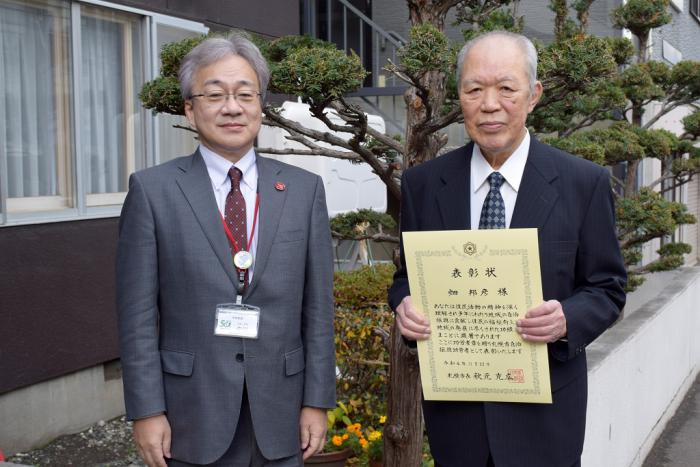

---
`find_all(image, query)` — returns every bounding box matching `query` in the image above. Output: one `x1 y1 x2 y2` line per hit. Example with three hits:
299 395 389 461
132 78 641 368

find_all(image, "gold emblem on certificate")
403 228 552 404
233 250 254 270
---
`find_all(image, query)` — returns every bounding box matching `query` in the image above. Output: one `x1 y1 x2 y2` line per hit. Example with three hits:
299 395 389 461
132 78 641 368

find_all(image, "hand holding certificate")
403 228 552 403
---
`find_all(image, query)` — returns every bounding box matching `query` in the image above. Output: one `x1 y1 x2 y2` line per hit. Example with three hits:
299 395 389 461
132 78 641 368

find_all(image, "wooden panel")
0 219 120 394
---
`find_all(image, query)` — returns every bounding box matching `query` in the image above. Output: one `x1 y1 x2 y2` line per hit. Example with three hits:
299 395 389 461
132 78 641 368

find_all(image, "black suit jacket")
388 138 626 467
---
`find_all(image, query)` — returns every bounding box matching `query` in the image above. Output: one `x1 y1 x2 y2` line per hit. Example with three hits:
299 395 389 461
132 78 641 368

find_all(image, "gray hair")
456 31 538 94
178 32 270 100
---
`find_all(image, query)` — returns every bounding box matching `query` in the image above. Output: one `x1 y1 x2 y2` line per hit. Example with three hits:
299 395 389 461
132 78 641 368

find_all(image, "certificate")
403 228 551 403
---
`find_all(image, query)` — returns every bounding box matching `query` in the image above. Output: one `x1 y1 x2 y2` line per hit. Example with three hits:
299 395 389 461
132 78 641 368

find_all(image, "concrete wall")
583 267 700 467
0 362 125 456
652 0 700 62
109 0 300 37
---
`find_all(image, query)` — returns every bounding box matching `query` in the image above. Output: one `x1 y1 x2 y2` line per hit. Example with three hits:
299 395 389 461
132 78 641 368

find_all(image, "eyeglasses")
189 90 262 106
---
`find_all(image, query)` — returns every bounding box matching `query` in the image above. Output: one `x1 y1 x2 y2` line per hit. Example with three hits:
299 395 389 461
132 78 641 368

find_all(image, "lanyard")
220 193 260 297
219 193 260 255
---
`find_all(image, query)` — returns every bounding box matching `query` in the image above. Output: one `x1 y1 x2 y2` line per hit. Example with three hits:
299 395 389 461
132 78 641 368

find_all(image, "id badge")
214 303 260 339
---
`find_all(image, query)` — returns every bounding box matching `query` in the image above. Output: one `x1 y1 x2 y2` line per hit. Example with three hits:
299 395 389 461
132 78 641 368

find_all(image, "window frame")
691 0 700 23
0 0 74 217
77 4 145 208
150 16 208 166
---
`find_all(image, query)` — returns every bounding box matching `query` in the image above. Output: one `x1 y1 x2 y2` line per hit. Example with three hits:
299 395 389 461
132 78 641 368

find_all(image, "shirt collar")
199 145 257 191
471 129 530 193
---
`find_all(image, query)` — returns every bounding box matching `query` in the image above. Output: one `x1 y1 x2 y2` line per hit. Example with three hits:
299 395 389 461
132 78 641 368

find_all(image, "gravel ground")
7 416 145 467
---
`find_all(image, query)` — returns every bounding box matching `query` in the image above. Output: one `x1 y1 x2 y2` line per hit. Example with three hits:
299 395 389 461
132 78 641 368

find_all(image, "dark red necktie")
225 167 248 284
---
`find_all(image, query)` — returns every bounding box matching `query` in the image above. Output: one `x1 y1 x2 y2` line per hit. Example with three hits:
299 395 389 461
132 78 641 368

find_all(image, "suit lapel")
175 150 238 285
510 138 559 229
244 154 287 298
436 144 472 230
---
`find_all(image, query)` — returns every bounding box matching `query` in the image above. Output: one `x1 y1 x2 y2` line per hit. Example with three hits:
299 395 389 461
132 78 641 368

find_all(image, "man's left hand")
300 407 327 460
517 300 567 343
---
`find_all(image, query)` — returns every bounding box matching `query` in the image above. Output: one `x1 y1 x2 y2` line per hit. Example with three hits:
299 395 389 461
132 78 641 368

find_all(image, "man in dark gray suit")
117 33 335 467
389 31 626 467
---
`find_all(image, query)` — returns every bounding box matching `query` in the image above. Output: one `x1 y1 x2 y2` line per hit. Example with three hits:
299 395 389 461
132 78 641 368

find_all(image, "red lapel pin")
275 182 286 191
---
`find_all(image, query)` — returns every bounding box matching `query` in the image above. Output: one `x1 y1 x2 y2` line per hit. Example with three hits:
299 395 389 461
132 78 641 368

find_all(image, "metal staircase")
301 0 408 136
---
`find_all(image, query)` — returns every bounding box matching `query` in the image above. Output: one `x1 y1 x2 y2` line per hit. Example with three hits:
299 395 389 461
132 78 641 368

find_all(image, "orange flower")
332 435 343 446
360 438 369 449
347 423 362 434
342 434 349 440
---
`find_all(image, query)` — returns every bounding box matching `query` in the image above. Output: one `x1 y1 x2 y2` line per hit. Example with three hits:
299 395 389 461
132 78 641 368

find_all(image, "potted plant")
305 407 367 466
366 426 384 467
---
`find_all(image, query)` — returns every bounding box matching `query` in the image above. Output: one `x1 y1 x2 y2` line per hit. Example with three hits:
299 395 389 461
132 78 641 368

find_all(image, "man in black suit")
388 31 626 467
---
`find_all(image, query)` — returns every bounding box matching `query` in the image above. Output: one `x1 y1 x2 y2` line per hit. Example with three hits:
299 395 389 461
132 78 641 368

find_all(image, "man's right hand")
133 414 172 467
395 295 431 341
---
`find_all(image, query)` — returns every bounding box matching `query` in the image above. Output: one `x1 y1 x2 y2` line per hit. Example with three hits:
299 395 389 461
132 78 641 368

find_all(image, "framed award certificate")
403 228 552 403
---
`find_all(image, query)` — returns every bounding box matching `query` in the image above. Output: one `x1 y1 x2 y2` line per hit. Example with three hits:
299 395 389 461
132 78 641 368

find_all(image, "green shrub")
333 264 394 425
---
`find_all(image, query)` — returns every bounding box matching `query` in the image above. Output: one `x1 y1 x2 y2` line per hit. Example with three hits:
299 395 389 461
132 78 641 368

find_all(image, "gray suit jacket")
116 150 336 464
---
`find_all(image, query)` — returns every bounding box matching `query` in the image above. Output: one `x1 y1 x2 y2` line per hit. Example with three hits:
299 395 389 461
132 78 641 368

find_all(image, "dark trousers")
427 400 582 467
167 386 302 467
436 455 580 467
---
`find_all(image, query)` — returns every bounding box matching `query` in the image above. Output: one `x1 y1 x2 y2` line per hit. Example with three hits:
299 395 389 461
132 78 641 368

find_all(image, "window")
0 0 207 225
77 7 145 206
154 24 201 164
0 0 72 214
80 6 145 206
691 0 700 22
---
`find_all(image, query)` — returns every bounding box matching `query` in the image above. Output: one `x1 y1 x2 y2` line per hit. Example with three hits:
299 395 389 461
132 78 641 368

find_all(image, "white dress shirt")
200 145 259 281
470 130 530 229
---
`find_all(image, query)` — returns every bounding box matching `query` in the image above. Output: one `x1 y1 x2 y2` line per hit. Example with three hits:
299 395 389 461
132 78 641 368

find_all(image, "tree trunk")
624 32 649 197
625 108 643 197
404 86 449 167
383 321 423 467
383 3 453 466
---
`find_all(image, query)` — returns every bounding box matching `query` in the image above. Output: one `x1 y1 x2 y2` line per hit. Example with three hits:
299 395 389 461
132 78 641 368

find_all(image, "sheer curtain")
81 14 125 194
80 8 143 195
0 2 64 198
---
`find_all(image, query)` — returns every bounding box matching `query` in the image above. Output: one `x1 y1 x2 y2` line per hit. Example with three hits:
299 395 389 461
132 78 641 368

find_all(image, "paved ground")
642 372 700 467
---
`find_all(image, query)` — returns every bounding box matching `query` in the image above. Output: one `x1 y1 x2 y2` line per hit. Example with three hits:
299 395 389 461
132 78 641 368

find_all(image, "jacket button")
236 353 244 362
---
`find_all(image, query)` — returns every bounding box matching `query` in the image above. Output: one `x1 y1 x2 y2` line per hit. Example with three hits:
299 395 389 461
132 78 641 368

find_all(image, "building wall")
109 0 299 36
372 0 621 46
648 0 700 267
684 172 699 264
520 0 620 41
652 0 700 62
0 362 125 455
0 219 119 394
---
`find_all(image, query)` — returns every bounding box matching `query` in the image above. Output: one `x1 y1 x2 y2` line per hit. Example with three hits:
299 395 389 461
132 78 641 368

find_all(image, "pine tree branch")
256 145 360 161
331 230 400 243
424 106 464 133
